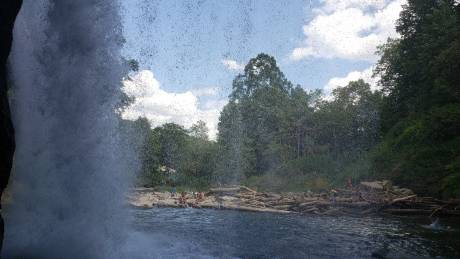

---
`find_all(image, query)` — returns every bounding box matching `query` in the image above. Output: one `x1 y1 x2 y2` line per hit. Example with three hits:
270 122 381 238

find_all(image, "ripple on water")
130 208 460 258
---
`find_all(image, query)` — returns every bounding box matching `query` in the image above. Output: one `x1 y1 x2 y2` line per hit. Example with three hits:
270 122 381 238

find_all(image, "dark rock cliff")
0 0 23 251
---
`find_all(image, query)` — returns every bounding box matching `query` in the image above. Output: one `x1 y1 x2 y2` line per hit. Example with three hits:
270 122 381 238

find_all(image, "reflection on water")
129 208 460 258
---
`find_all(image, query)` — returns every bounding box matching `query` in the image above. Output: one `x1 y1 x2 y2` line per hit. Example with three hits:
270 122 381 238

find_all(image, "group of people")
172 189 205 207
330 177 357 203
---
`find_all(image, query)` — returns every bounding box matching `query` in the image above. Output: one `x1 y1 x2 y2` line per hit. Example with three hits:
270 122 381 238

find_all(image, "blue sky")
120 0 404 138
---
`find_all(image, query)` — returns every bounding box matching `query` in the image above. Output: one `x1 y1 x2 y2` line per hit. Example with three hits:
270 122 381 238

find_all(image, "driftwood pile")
207 185 370 215
205 182 460 216
354 181 460 216
129 181 460 216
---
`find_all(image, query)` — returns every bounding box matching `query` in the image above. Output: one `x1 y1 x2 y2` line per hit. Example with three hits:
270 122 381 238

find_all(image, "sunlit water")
130 208 460 258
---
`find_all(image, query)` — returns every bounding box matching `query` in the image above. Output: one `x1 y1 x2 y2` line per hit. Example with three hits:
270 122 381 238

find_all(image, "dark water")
130 208 460 258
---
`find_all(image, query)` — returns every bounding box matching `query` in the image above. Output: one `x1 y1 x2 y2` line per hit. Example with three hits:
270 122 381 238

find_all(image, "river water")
128 208 460 258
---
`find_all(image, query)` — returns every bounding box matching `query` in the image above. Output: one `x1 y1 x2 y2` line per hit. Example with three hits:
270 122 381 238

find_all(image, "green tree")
220 53 294 178
316 80 382 154
189 120 209 140
179 134 217 189
373 0 460 197
230 53 292 101
155 123 188 170
217 54 384 190
121 117 161 186
215 101 255 184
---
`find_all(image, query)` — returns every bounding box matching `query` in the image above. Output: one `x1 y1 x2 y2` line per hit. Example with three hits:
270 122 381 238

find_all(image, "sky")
120 0 405 139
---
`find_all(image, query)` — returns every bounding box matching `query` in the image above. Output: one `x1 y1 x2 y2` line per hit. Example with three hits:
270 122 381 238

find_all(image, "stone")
0 0 23 251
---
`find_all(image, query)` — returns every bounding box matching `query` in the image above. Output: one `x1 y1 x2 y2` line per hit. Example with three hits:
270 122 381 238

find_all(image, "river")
127 208 460 258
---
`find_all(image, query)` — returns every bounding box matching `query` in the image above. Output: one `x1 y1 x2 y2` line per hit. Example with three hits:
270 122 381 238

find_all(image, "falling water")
2 1 135 258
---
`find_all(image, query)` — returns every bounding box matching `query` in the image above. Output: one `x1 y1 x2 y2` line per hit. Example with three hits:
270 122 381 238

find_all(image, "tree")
230 53 292 101
217 54 384 189
376 0 460 130
373 0 460 197
120 117 160 186
155 123 188 170
189 120 209 140
219 54 295 178
132 121 218 189
316 80 382 154
285 87 320 158
215 101 254 184
180 133 217 189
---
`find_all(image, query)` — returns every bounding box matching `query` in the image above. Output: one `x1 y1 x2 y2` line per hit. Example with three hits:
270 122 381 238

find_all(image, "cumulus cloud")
221 58 245 71
324 66 380 95
190 86 219 97
291 0 405 61
122 70 226 139
320 0 389 12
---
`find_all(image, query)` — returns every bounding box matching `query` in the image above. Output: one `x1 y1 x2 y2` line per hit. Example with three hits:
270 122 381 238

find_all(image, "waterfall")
3 1 134 258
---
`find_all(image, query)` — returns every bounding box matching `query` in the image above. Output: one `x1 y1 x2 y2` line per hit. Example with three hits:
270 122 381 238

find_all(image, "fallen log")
240 186 257 193
235 194 256 199
259 197 282 202
302 207 319 213
390 195 417 204
241 200 266 207
361 181 385 190
298 201 319 208
267 200 297 206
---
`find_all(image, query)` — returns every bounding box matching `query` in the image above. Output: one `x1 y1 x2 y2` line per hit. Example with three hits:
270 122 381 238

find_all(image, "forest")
125 0 460 198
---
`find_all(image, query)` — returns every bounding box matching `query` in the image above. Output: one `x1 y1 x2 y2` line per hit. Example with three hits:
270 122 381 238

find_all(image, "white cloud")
319 0 389 12
291 47 316 61
324 66 380 95
221 58 245 71
291 0 405 61
190 86 219 97
122 70 227 140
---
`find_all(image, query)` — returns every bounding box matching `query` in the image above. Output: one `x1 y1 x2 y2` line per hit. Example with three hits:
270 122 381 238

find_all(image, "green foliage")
373 0 460 198
189 120 209 140
230 53 292 101
215 54 381 191
178 135 217 187
124 119 217 189
372 104 460 197
315 80 383 154
243 173 332 193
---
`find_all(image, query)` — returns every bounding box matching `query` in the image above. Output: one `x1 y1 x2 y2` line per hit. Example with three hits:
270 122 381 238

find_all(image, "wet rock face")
0 0 23 250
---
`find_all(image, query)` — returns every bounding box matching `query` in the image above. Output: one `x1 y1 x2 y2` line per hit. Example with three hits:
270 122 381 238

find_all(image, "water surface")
130 208 460 258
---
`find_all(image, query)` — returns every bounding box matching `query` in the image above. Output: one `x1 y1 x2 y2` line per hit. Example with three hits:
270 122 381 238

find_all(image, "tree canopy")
373 0 460 197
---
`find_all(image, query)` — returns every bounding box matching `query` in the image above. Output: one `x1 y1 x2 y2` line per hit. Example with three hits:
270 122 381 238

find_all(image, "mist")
3 1 133 258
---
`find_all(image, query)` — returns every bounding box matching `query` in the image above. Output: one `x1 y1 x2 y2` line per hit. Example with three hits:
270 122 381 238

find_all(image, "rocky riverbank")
129 182 460 217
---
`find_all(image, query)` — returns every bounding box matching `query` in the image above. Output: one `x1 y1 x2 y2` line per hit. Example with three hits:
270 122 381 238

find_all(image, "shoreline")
129 184 460 217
